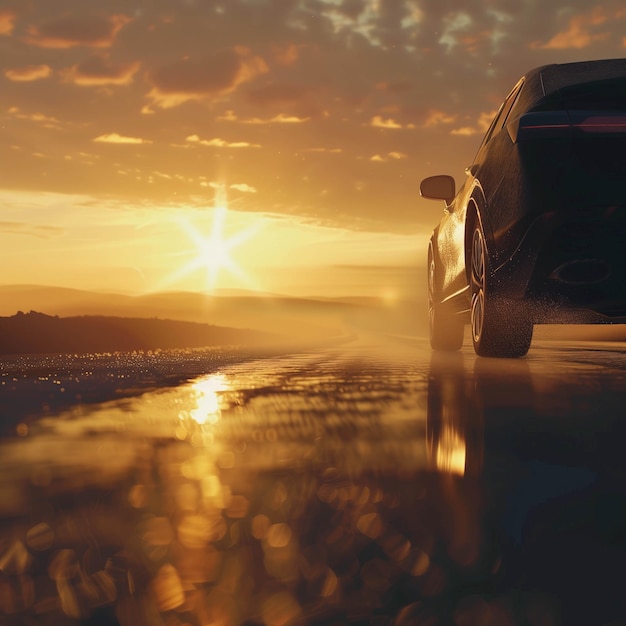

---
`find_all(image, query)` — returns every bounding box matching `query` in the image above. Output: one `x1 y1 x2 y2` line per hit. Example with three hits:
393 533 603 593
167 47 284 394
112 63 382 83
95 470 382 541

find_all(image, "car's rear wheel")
470 225 532 358
428 246 464 351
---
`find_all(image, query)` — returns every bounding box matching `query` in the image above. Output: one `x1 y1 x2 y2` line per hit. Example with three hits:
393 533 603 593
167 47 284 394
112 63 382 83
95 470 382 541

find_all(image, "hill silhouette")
0 311 279 355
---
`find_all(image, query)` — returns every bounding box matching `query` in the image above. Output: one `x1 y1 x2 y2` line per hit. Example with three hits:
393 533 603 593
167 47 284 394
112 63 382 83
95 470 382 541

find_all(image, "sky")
2 0 626 298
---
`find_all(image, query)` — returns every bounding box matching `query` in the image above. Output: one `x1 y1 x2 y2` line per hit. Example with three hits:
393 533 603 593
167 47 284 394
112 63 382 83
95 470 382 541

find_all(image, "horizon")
0 282 429 342
0 280 424 302
3 3 626 301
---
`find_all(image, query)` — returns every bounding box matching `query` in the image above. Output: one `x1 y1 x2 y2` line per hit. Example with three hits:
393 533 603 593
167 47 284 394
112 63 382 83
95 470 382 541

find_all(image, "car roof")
536 58 626 96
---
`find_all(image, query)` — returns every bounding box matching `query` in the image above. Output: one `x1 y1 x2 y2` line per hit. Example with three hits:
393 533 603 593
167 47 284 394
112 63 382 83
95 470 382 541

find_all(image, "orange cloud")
458 31 491 54
24 13 131 48
8 108 61 128
534 6 610 49
272 43 300 66
62 55 140 86
371 115 404 129
185 135 261 149
370 152 408 162
451 110 495 136
243 113 310 124
93 133 152 144
218 110 309 124
450 126 478 136
0 9 16 35
229 183 257 193
477 111 495 132
4 64 52 82
423 109 457 127
218 110 238 121
147 47 268 109
305 147 343 153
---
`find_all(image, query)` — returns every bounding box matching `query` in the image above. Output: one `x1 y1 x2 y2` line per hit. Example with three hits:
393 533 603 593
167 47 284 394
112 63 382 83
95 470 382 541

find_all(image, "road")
1 334 626 625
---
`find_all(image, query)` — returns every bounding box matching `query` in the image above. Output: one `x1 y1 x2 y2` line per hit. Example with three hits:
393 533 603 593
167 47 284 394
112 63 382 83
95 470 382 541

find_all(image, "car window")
475 82 521 152
480 103 504 147
490 79 525 139
469 79 525 168
494 80 524 133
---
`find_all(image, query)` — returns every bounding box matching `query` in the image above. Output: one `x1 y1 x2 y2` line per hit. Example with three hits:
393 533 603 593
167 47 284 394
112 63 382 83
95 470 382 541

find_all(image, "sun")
163 188 259 293
182 205 241 289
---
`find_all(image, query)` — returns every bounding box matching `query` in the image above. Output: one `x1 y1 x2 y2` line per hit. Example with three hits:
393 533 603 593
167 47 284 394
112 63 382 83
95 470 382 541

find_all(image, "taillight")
508 110 626 143
569 112 626 133
507 111 571 142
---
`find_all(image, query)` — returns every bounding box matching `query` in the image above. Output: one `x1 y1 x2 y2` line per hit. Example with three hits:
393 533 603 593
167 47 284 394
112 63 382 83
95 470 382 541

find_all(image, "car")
420 58 626 358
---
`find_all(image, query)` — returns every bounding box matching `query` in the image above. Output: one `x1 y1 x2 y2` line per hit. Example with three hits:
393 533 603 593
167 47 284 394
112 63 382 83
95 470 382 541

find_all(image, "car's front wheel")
428 245 464 351
470 225 532 358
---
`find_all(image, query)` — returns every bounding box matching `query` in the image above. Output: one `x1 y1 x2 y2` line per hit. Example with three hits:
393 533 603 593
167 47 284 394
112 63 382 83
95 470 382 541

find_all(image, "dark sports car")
421 58 626 357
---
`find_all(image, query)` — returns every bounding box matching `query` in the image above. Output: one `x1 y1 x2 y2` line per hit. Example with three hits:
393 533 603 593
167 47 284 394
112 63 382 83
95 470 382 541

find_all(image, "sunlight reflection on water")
187 374 229 425
0 348 436 625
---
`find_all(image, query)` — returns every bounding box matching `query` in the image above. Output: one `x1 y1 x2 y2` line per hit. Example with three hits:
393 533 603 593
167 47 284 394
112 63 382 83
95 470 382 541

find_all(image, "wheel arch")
428 228 444 297
464 197 480 287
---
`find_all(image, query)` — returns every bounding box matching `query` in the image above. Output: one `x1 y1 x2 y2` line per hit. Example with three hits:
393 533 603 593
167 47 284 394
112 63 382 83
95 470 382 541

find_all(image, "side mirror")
420 175 456 205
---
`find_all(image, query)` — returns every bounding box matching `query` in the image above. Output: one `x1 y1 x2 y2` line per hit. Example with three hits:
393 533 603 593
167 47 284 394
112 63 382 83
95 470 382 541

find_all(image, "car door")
435 81 524 299
472 80 526 264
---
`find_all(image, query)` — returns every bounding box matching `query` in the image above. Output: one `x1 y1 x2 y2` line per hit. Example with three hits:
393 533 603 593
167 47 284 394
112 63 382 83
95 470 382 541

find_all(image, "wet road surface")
1 334 626 625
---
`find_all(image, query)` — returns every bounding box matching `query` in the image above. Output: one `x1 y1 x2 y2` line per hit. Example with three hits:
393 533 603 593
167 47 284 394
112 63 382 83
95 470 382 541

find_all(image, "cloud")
271 43 300 66
24 13 131 48
4 64 52 82
93 133 152 144
218 110 238 121
7 0 626 237
185 134 260 149
0 221 64 238
370 152 408 162
450 110 495 136
229 183 257 193
218 110 309 124
152 171 172 180
533 6 613 49
146 47 268 109
0 9 17 35
61 55 140 86
478 111 497 131
423 109 457 127
305 147 343 154
8 107 62 128
450 126 479 137
243 113 310 124
370 115 414 129
0 9 16 35
439 11 474 51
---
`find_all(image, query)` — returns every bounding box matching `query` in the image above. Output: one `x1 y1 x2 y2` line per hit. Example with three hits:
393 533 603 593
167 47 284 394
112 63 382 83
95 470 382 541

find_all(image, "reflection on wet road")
1 336 626 625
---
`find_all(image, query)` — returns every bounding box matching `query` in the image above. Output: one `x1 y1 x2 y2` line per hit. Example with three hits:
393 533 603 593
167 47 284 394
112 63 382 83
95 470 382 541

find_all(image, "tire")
428 245 464 351
470 225 532 358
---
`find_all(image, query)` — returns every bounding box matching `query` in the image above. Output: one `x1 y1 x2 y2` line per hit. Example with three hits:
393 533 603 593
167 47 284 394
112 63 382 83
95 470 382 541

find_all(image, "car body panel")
423 58 626 349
